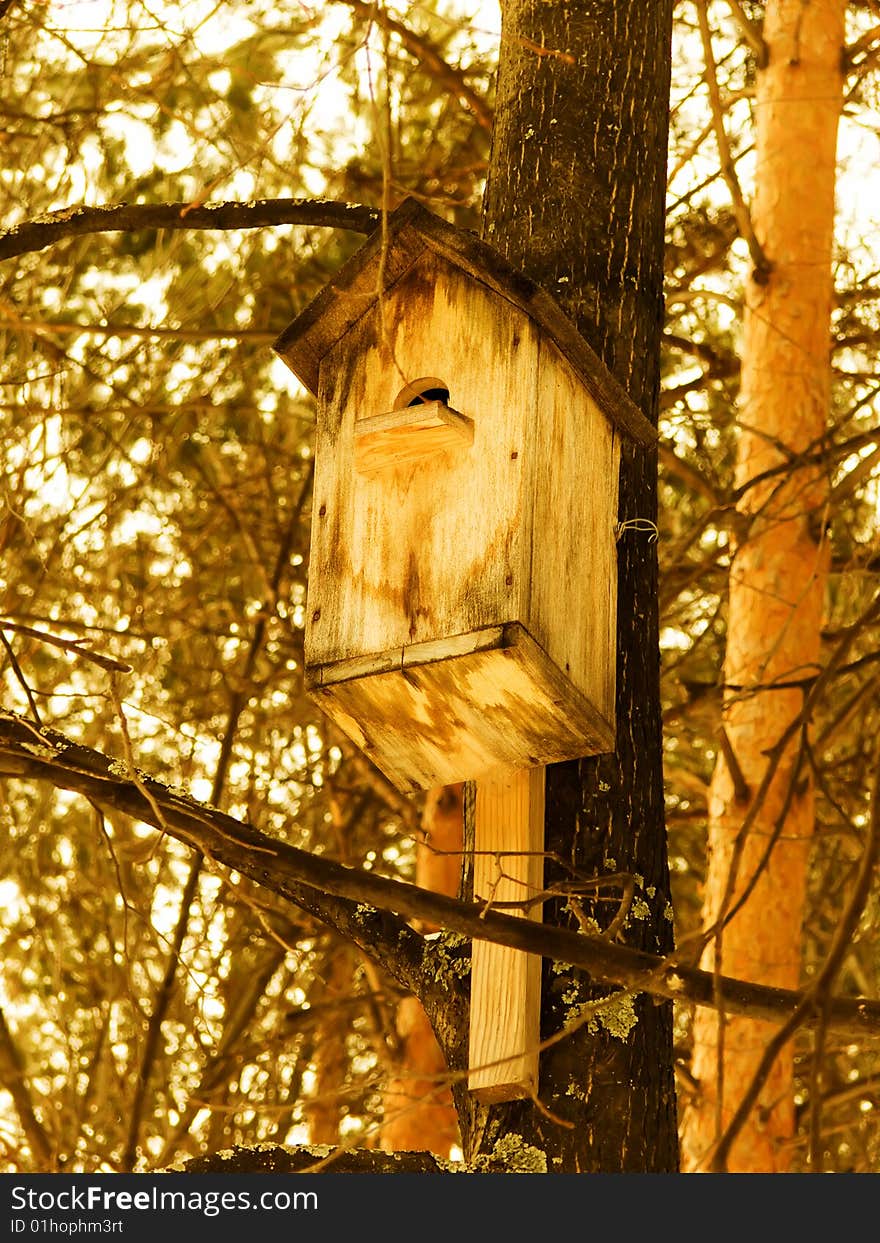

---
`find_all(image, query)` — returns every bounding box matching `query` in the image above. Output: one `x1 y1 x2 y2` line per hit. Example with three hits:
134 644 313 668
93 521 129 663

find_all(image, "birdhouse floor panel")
306 623 615 792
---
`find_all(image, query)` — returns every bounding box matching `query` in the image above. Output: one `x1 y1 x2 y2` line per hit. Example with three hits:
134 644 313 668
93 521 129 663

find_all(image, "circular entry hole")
394 377 451 409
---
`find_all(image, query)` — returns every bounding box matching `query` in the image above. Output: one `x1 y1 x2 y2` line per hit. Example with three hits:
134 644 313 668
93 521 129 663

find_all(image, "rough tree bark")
460 0 679 1171
681 0 846 1173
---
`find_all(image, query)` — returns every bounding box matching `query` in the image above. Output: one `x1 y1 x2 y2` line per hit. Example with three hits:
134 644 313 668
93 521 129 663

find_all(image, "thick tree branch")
3 711 880 1038
844 22 880 68
0 198 379 264
174 1143 453 1173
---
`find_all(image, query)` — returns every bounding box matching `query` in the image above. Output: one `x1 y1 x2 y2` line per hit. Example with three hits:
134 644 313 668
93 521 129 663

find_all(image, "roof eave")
273 198 657 447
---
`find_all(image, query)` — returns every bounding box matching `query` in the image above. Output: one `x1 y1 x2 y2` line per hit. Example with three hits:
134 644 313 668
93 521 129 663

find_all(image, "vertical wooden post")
468 767 544 1102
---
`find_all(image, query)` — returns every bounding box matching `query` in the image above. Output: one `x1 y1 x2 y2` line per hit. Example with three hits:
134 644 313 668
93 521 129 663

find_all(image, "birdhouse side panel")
528 342 621 732
306 251 541 670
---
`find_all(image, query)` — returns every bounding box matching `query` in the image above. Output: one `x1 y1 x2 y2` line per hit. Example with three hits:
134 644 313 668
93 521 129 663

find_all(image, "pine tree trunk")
681 0 845 1173
382 785 462 1155
461 0 678 1171
308 944 354 1146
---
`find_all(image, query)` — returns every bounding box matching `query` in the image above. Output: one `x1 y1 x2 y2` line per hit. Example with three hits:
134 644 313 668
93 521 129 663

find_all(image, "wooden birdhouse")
274 198 655 794
275 198 655 1104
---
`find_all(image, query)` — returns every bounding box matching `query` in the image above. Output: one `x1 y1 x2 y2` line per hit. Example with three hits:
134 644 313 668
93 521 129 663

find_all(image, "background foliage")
1 0 879 1172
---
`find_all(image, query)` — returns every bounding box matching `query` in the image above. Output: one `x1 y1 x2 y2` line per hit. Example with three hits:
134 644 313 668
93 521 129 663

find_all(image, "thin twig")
2 318 277 343
0 618 131 672
724 0 769 65
0 1005 54 1169
696 0 771 282
0 630 41 723
333 0 493 131
718 727 751 802
844 21 880 68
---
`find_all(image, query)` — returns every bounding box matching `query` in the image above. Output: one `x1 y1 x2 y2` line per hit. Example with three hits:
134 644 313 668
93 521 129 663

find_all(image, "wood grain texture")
528 343 620 724
307 250 536 668
308 623 614 791
354 401 474 476
468 767 544 1102
297 240 622 791
273 197 655 446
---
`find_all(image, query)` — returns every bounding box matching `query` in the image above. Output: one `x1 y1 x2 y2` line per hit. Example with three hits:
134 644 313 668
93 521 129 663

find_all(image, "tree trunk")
462 0 678 1171
381 785 462 1155
309 943 355 1146
681 0 845 1173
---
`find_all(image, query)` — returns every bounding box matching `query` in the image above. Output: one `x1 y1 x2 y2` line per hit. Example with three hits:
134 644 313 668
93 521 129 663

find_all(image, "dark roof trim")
273 197 657 446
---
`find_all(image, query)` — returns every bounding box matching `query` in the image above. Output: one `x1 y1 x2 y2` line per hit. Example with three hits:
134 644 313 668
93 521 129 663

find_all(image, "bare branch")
175 1142 451 1173
696 0 771 282
709 742 880 1170
657 442 721 505
0 619 131 673
723 0 769 65
844 22 880 68
121 860 202 1172
718 726 751 803
0 1005 54 1169
0 198 379 265
334 0 493 132
1 318 278 344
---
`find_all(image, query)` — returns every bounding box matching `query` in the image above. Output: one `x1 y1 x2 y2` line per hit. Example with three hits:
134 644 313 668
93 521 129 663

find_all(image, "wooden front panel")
306 251 540 668
528 342 620 727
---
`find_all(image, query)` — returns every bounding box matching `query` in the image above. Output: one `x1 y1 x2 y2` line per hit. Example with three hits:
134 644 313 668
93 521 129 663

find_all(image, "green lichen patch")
423 929 471 987
474 1132 548 1173
590 991 640 1041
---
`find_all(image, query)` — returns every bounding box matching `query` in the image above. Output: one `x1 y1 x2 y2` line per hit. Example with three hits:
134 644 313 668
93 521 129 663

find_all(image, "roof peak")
273 197 656 446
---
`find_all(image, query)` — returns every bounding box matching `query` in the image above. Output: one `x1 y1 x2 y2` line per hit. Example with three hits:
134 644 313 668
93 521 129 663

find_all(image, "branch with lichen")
0 198 379 264
3 710 880 1039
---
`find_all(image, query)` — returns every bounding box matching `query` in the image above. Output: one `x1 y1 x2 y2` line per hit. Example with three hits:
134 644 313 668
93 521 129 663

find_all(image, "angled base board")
306 623 615 793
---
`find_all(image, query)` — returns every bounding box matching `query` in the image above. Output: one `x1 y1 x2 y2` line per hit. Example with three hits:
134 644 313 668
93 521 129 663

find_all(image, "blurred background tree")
1 0 879 1173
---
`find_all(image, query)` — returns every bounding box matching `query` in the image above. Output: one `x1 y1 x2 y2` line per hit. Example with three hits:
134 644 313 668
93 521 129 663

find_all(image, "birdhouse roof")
274 197 656 446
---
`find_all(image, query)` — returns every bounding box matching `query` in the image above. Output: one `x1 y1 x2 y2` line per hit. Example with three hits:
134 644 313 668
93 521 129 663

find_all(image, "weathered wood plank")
273 197 655 446
308 249 536 668
308 623 614 791
468 767 544 1102
308 624 506 689
528 343 620 728
273 198 427 393
354 401 474 475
